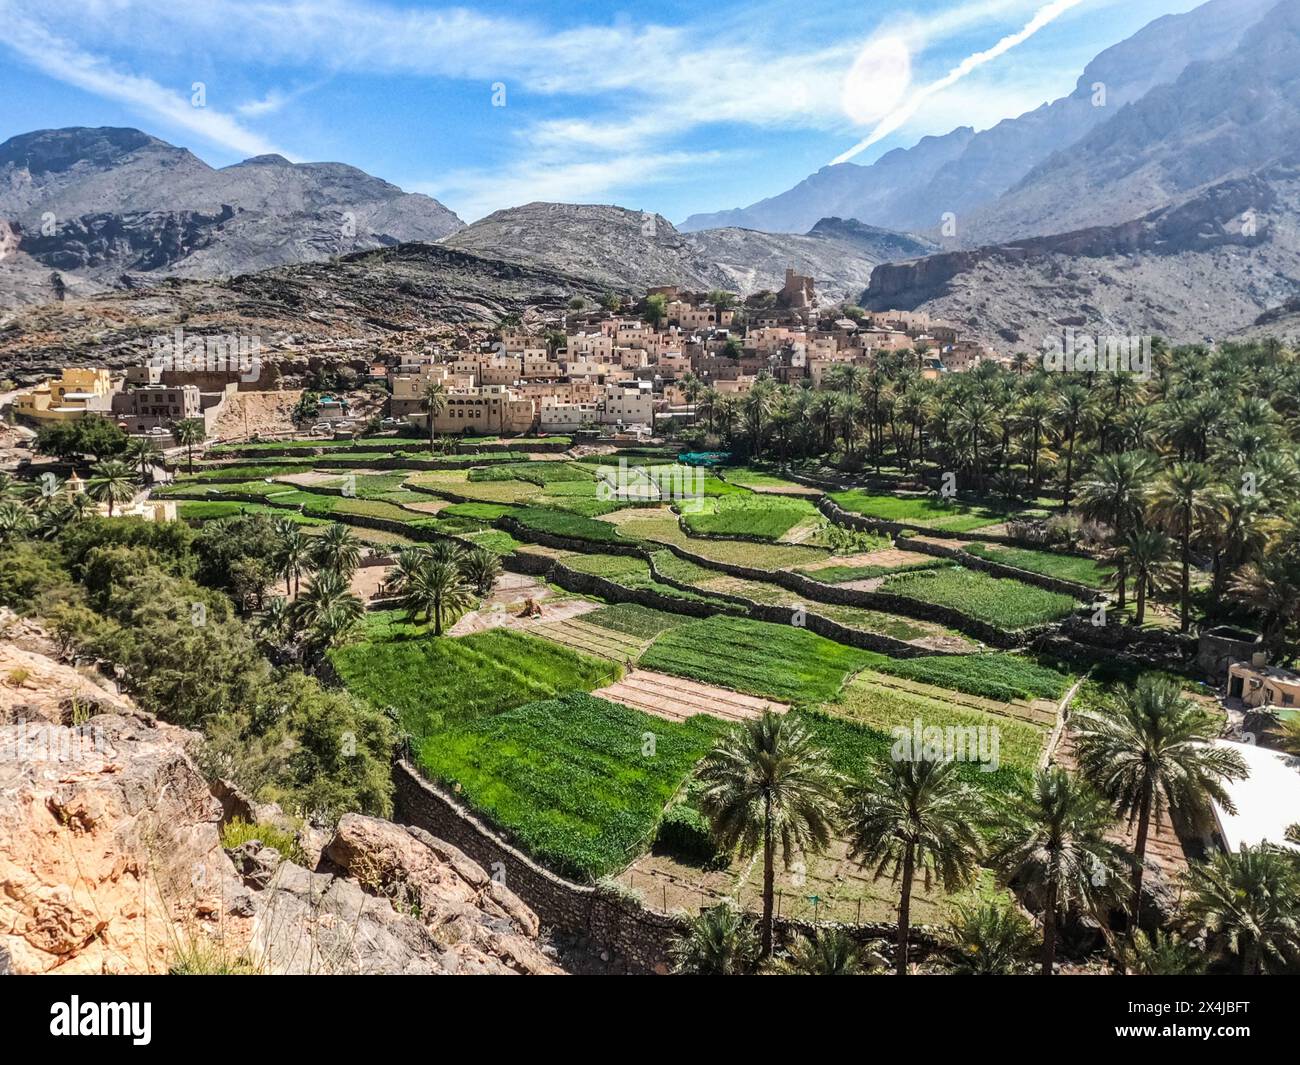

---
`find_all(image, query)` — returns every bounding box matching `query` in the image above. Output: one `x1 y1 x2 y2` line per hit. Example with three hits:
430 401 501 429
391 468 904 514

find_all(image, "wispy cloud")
0 1 285 158
830 0 1086 164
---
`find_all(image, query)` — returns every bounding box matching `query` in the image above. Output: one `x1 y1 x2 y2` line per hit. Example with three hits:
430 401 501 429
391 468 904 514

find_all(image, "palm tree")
272 520 314 596
943 900 1038 975
0 499 34 543
87 459 137 516
679 371 703 425
291 567 363 654
123 437 163 484
1119 930 1207 975
421 379 449 453
401 554 473 635
1052 383 1092 509
173 418 205 474
1228 551 1300 657
695 712 841 959
844 757 986 976
1148 462 1223 631
1107 528 1178 625
256 596 294 646
312 523 362 579
670 900 760 975
991 767 1128 975
1183 844 1300 974
460 545 501 596
783 927 876 975
1075 451 1156 611
1073 675 1248 925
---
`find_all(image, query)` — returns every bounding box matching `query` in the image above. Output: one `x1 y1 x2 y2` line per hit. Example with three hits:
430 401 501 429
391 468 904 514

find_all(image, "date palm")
783 927 878 975
312 523 362 579
943 899 1038 975
990 767 1128 975
272 520 314 596
1105 528 1177 625
173 418 205 474
670 900 759 975
402 553 473 635
421 379 449 453
695 711 842 959
1073 675 1248 925
291 567 363 654
844 756 985 976
0 499 34 543
459 545 501 596
1075 451 1156 611
1228 550 1300 657
1119 929 1206 975
1052 383 1092 509
123 437 163 484
87 459 137 516
1148 462 1223 631
1182 844 1300 975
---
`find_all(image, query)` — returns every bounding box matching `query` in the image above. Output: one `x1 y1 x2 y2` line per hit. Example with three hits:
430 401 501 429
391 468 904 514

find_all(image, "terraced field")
530 616 651 662
592 669 791 724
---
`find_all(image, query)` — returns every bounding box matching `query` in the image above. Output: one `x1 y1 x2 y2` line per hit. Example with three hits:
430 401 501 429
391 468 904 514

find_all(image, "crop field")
605 507 832 568
557 552 730 606
639 615 882 704
720 466 821 495
581 603 689 639
680 491 820 541
415 692 725 881
531 617 651 661
797 557 946 584
962 542 1114 588
823 673 1049 781
880 566 1079 628
331 627 618 738
873 652 1072 703
175 500 326 524
829 490 1014 532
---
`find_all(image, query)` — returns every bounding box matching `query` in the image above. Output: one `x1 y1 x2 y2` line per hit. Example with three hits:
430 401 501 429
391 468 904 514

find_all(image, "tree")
1075 451 1156 611
291 567 363 655
990 767 1128 975
87 459 137 517
123 437 163 484
35 418 127 462
1148 462 1223 631
396 546 473 635
844 757 985 976
459 545 501 596
1107 528 1177 625
272 520 315 597
1073 675 1248 926
173 418 206 474
1228 550 1300 657
421 380 449 453
670 900 759 975
312 523 362 579
943 900 1038 975
695 712 841 958
783 927 876 975
1183 844 1300 975
643 293 668 328
1119 930 1207 975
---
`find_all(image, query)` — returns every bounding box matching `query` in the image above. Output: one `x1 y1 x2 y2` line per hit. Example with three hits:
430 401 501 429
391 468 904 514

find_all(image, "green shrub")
220 817 305 863
656 803 723 865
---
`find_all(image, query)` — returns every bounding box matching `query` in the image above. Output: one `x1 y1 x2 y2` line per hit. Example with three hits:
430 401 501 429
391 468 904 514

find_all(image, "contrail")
830 0 1084 165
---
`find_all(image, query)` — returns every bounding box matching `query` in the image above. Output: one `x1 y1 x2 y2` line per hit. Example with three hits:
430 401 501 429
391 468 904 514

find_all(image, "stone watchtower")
777 268 816 314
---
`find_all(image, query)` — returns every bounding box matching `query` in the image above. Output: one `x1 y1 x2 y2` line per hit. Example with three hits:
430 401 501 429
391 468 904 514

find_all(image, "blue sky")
0 0 1205 223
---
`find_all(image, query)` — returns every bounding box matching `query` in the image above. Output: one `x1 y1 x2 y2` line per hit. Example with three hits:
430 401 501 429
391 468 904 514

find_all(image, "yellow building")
12 368 118 424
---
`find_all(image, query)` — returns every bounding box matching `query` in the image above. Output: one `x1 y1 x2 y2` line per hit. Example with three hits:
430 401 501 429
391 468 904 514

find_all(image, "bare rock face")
0 636 560 975
324 814 563 975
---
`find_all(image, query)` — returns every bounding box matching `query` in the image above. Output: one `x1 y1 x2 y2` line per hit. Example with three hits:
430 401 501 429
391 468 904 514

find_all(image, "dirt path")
446 573 596 636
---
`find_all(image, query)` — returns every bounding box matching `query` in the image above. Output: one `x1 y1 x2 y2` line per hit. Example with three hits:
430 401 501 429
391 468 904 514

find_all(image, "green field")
798 558 946 584
830 491 1012 532
639 615 883 704
558 552 733 606
963 542 1114 588
416 693 724 881
874 653 1073 703
582 603 690 639
680 491 820 541
330 627 618 737
881 567 1078 629
610 508 832 569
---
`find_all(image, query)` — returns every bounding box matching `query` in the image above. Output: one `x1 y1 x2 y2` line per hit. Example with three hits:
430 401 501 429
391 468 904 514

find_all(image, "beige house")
13 368 118 424
424 385 535 435
1227 660 1300 710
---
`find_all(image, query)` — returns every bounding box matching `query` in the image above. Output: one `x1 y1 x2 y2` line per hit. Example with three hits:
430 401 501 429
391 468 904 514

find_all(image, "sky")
0 0 1208 224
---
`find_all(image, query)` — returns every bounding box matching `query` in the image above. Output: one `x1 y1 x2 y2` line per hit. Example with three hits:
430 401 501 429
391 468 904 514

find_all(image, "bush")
655 803 722 865
220 817 305 863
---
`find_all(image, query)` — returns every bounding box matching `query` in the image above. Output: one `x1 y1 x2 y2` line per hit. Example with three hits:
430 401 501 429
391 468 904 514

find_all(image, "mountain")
0 242 604 383
963 0 1300 243
0 127 465 304
858 154 1300 349
678 0 1275 238
442 201 934 300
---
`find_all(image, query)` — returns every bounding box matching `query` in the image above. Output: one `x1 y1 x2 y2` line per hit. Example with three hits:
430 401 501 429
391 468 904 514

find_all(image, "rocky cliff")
0 623 561 975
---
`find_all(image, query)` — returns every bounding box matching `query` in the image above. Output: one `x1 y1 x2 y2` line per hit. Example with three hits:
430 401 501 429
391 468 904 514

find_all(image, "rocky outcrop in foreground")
0 634 560 975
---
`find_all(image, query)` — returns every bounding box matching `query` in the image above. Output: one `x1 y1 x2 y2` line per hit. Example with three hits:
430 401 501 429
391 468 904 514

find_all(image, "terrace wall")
817 496 1026 547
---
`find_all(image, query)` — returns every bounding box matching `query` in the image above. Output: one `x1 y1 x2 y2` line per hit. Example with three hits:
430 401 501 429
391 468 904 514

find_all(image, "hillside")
443 201 933 300
0 127 465 307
